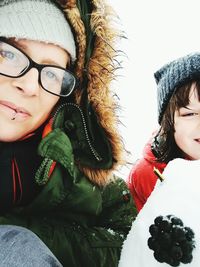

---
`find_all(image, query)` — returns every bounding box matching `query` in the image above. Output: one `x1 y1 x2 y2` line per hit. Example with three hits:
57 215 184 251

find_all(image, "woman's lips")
0 100 31 119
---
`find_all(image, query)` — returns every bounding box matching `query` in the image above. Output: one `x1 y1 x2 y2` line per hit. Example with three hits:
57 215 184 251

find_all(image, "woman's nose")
11 68 40 96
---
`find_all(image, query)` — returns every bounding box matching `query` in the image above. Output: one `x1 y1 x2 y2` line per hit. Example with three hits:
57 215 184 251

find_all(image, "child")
0 0 136 266
128 52 200 211
119 52 200 267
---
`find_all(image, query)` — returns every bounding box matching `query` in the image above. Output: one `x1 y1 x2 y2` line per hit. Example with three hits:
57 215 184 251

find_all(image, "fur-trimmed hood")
53 0 125 186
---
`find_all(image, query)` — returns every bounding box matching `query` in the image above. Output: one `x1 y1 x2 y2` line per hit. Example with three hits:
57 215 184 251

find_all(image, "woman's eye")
44 69 62 83
46 71 56 79
0 50 15 60
45 70 61 82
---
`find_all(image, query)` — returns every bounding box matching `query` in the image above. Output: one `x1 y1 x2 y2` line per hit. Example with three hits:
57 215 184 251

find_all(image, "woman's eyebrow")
40 59 64 67
8 39 26 50
9 39 66 67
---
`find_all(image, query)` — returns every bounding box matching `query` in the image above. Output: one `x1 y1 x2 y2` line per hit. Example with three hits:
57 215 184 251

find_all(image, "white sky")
108 0 200 178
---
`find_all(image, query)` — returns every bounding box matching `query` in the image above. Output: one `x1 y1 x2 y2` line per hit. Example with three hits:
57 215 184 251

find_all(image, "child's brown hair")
153 80 200 162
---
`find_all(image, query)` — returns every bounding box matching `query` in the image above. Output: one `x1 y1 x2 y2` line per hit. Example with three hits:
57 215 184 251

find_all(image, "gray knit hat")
154 53 200 124
0 0 76 62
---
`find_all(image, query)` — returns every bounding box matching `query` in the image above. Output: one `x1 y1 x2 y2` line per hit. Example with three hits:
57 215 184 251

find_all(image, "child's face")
0 39 70 142
174 84 200 159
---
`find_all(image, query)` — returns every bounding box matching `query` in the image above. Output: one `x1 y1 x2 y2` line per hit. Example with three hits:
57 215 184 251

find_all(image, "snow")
119 158 200 267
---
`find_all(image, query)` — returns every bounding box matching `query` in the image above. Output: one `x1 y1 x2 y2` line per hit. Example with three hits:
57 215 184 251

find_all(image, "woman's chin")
0 135 22 142
0 126 28 142
0 115 33 142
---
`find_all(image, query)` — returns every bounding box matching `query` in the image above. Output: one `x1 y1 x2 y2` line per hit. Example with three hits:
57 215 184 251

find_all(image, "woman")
0 0 136 266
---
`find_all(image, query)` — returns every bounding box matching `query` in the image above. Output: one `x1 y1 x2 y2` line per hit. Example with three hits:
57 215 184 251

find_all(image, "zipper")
52 103 102 162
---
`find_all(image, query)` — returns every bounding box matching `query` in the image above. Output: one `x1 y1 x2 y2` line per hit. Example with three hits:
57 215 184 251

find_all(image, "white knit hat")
0 0 76 62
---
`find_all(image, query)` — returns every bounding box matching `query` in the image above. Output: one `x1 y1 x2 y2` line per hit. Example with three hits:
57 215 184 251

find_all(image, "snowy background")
109 0 200 178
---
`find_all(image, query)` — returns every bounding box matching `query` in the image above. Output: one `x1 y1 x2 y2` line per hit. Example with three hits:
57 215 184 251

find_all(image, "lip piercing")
11 111 17 120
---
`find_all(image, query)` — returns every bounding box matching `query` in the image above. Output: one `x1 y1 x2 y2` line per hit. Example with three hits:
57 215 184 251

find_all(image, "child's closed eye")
180 112 198 117
179 106 199 117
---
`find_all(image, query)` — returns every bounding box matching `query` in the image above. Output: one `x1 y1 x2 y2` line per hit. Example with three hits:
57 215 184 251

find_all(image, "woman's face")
0 39 70 142
174 84 200 160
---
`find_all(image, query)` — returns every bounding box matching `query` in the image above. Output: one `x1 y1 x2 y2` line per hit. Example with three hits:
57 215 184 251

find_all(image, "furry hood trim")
55 0 126 186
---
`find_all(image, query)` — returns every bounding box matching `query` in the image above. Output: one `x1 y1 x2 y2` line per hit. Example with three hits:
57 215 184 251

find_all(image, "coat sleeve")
49 176 137 267
128 158 158 212
79 176 137 267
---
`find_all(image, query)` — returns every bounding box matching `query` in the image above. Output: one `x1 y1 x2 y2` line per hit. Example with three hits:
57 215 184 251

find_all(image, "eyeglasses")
0 39 77 97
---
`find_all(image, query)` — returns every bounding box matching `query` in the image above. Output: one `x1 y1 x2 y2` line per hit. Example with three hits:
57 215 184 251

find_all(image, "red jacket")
128 141 167 212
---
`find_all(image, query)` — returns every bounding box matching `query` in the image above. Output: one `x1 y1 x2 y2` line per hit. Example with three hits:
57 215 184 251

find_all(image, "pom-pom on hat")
0 0 76 62
154 53 200 124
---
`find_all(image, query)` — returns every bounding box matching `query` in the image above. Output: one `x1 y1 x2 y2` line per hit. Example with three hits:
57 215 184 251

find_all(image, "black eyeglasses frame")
0 37 77 97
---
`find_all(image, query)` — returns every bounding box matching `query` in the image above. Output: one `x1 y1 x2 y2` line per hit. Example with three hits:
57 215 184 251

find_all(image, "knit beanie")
0 0 76 62
154 53 200 124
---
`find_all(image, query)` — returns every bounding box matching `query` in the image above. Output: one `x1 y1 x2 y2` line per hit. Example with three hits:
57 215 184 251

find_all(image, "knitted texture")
0 0 76 61
154 53 200 124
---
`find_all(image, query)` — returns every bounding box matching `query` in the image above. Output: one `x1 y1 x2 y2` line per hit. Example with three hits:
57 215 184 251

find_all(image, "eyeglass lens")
0 41 76 97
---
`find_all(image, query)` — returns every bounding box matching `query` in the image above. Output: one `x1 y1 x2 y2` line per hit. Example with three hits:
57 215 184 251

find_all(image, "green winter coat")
0 103 137 267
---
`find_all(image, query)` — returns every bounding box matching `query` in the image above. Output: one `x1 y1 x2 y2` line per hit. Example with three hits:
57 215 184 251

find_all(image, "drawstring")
35 158 55 185
11 158 22 204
